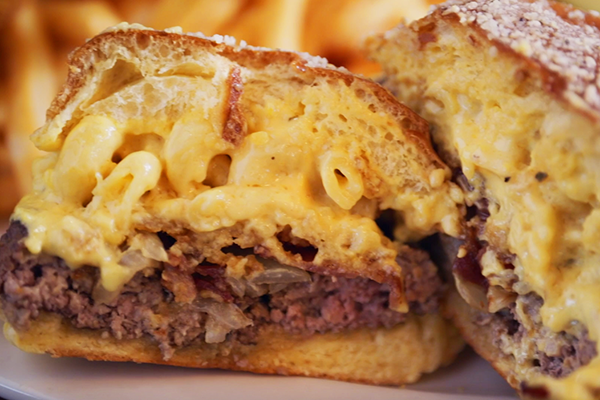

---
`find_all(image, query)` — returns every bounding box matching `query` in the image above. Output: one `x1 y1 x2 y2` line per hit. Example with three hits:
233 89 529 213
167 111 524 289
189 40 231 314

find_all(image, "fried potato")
0 0 14 28
0 79 15 214
0 85 5 130
4 0 57 195
108 0 160 25
303 0 429 72
41 0 121 46
149 0 245 34
223 0 308 50
564 0 600 10
0 144 19 216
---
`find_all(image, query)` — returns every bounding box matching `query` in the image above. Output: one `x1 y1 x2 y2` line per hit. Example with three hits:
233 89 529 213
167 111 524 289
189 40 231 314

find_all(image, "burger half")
0 25 464 385
369 0 600 397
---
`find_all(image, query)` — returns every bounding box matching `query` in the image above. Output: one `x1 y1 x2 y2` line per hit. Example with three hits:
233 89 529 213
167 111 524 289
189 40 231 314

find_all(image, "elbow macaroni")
319 152 364 210
86 151 162 244
164 112 233 197
52 115 123 204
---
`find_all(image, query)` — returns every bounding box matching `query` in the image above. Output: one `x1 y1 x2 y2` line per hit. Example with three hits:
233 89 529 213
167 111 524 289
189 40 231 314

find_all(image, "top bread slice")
368 0 600 399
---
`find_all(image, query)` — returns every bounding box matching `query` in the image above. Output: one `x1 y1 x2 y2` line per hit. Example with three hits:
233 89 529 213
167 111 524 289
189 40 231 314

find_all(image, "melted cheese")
14 60 459 299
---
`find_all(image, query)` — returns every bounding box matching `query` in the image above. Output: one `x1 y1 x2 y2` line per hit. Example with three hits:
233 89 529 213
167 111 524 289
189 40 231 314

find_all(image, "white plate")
0 333 517 400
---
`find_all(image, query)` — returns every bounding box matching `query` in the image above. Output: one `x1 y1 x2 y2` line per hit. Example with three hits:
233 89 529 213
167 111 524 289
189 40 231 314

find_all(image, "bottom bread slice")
4 311 463 386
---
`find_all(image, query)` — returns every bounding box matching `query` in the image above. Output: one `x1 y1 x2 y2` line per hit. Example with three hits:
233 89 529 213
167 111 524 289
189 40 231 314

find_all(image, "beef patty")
0 221 444 360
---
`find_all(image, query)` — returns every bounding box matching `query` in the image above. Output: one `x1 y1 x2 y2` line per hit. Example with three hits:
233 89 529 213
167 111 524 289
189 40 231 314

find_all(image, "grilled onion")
195 298 252 343
226 257 311 298
251 257 311 285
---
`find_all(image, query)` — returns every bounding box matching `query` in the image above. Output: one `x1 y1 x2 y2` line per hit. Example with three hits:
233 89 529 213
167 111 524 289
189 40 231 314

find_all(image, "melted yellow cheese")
14 58 459 300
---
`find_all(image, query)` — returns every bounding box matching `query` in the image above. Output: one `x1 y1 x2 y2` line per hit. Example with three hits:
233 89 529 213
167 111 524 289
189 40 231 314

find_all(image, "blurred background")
0 0 597 217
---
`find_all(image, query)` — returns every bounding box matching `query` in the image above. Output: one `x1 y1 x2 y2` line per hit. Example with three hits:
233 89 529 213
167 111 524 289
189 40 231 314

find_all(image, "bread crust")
3 312 464 386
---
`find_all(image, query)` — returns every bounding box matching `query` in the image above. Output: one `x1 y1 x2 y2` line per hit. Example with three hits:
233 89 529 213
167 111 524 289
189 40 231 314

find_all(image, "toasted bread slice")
0 25 463 385
369 0 600 398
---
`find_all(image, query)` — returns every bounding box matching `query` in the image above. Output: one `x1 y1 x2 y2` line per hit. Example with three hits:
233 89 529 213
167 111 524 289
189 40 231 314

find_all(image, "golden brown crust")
46 27 444 169
4 312 464 386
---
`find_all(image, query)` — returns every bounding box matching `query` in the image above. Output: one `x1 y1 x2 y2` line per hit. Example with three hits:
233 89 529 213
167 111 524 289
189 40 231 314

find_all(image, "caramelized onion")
226 258 311 298
195 299 252 343
119 249 158 270
487 285 517 313
245 281 268 297
92 283 121 305
455 275 489 311
205 316 231 343
251 258 311 285
226 276 246 298
130 232 168 262
268 283 288 294
93 234 167 304
92 249 158 304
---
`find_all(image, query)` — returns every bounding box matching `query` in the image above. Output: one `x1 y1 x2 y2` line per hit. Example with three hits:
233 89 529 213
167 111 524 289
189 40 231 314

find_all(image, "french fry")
345 58 384 77
0 78 5 132
264 0 308 50
223 0 308 50
0 144 20 216
149 0 245 34
4 0 57 195
0 3 24 215
304 0 429 69
41 0 121 46
147 0 198 29
0 0 14 29
302 0 347 59
108 0 159 25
